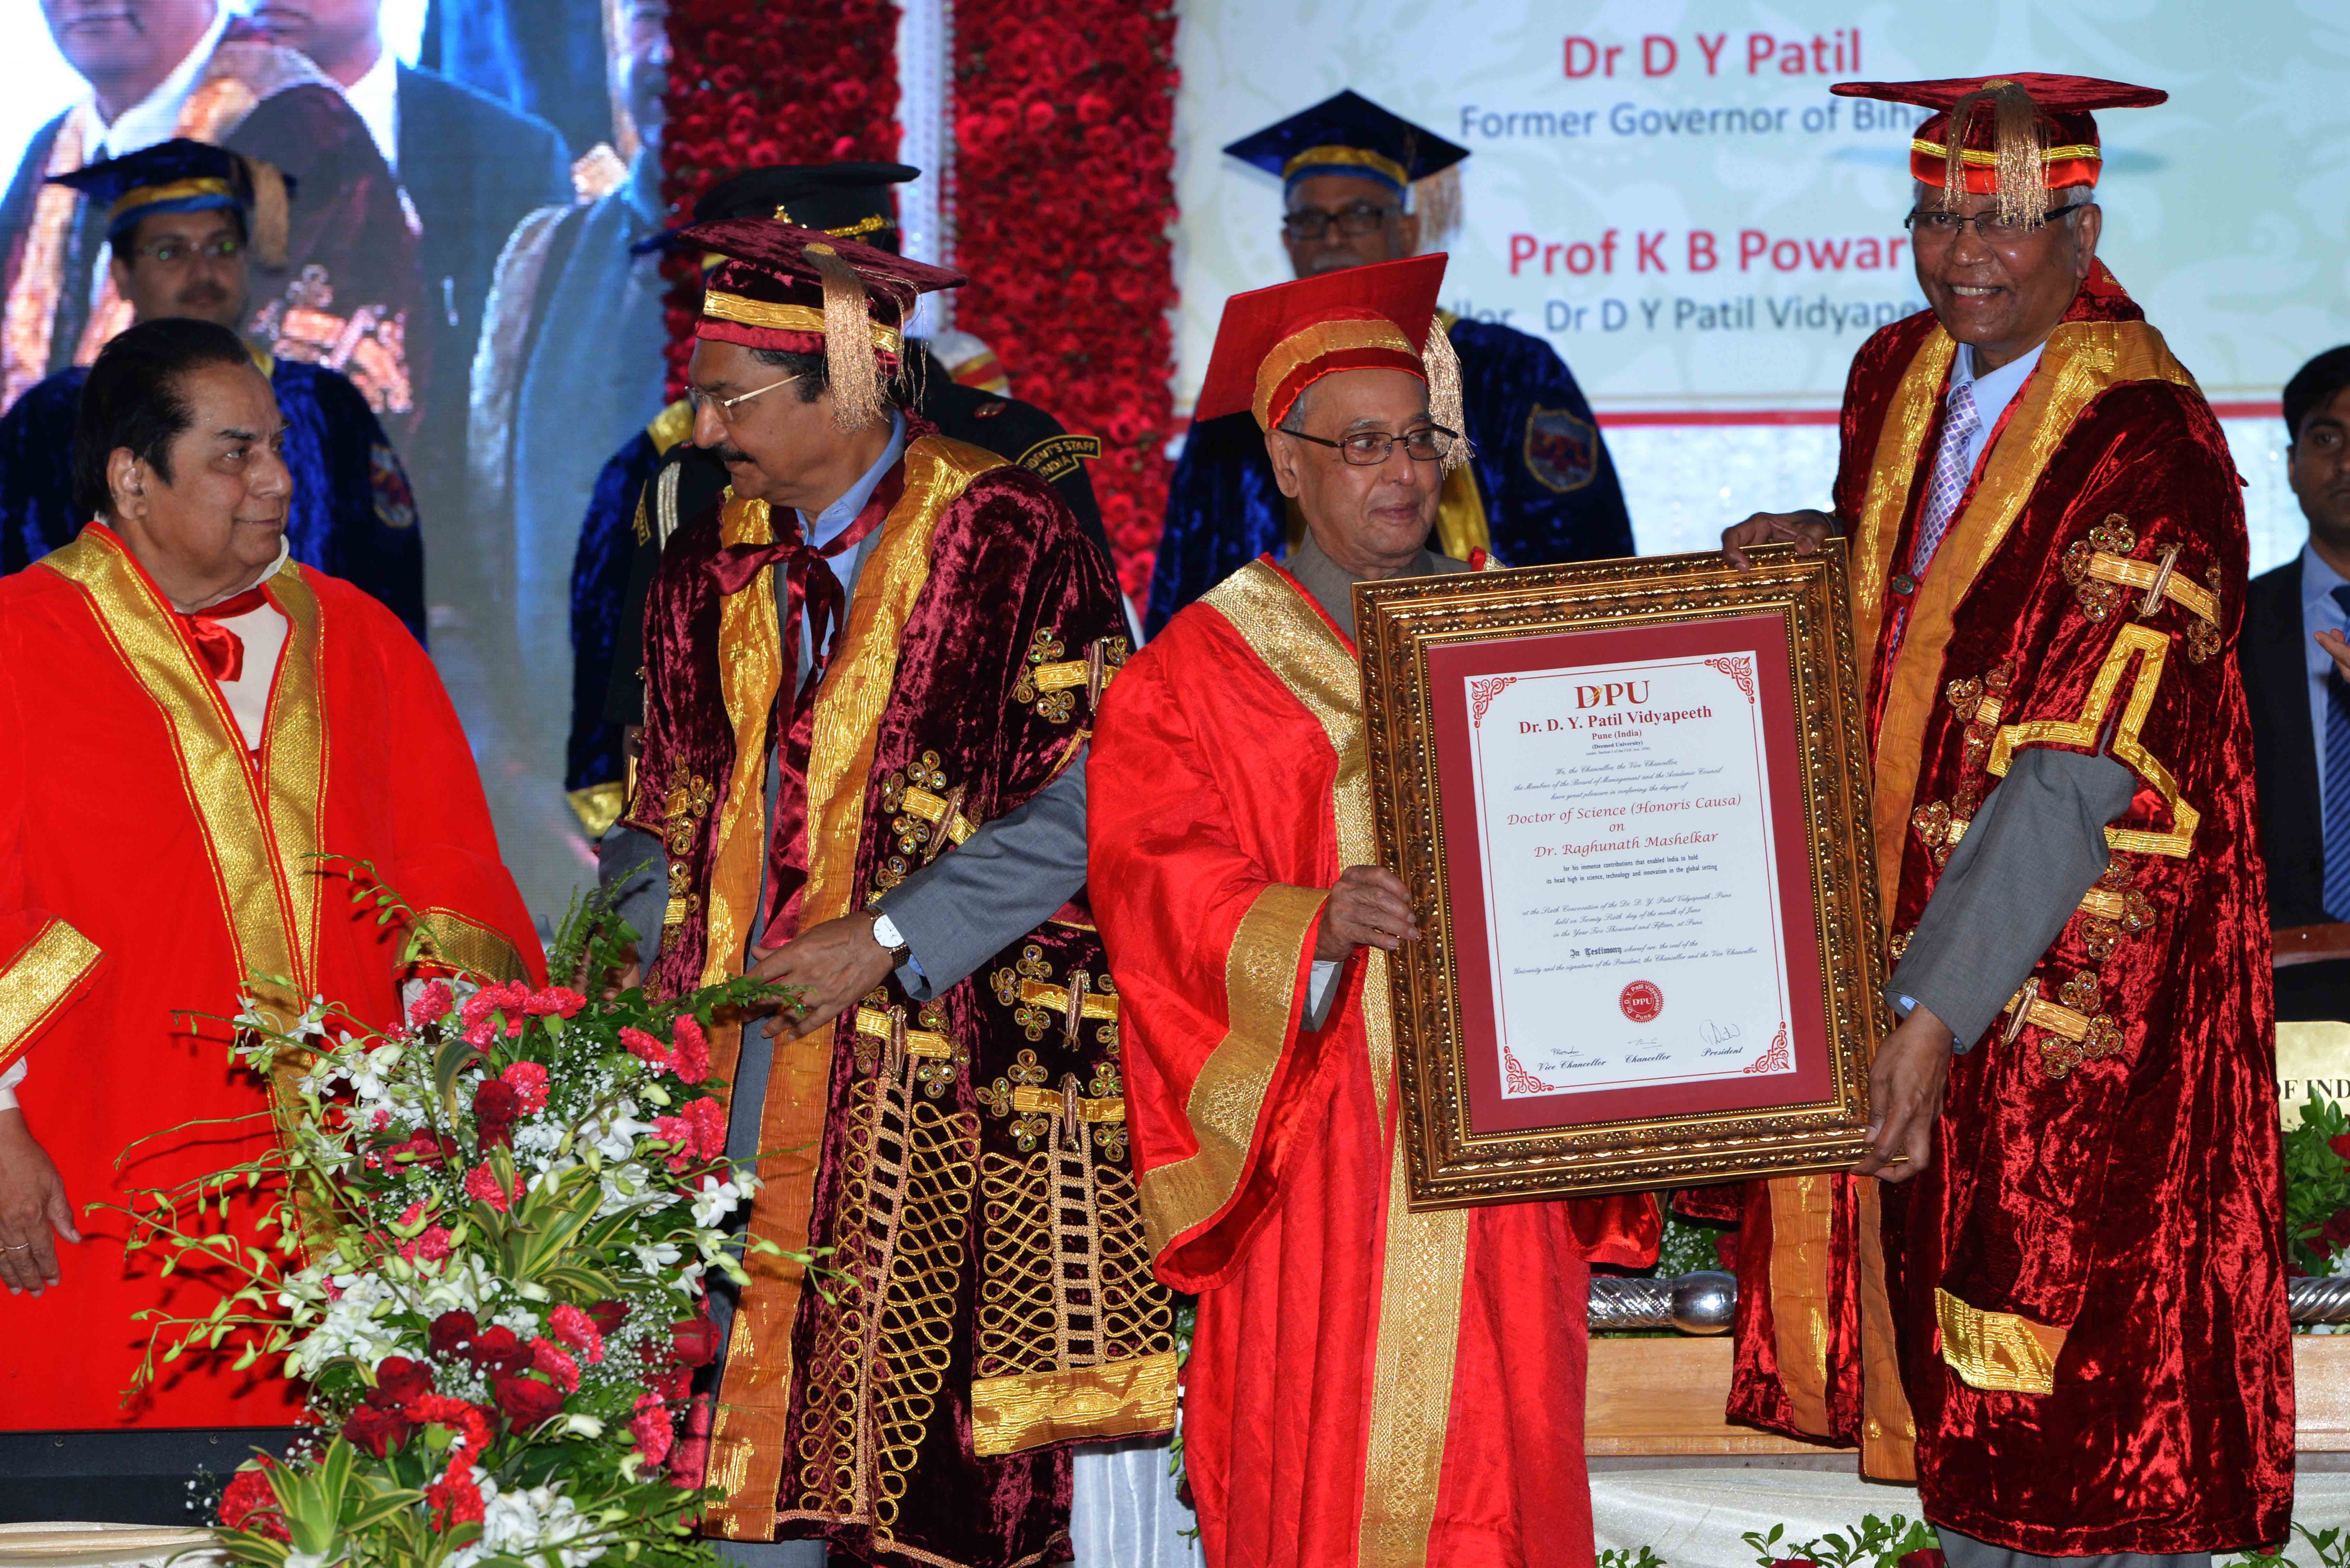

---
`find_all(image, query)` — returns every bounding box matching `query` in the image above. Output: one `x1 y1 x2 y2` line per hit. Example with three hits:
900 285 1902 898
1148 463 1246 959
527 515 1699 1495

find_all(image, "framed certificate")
1354 543 1883 1207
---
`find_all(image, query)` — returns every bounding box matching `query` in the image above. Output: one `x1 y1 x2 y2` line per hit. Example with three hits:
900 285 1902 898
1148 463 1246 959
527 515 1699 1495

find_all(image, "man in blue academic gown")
0 140 424 641
1147 89 1634 634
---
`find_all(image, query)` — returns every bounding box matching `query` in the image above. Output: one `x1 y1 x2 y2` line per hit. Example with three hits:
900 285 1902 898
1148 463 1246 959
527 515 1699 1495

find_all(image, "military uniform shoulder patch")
1524 405 1599 494
1017 433 1103 486
370 442 417 528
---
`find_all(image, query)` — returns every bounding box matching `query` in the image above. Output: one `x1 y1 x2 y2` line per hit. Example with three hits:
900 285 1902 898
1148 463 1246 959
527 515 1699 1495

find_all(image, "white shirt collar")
341 47 400 174
88 3 232 158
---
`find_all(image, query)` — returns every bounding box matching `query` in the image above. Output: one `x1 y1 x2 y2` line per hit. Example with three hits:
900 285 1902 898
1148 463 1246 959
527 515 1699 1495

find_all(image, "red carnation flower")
502 1060 550 1113
2331 1132 2350 1162
631 1392 675 1465
668 1392 715 1489
492 1370 566 1428
681 1096 726 1159
404 1393 496 1456
651 1113 695 1173
670 1015 711 1083
342 1402 412 1458
368 1356 434 1407
428 1310 478 1360
463 1160 521 1212
620 1026 671 1067
218 1461 287 1540
427 1451 486 1529
525 986 588 1018
399 1226 453 1264
473 1078 520 1149
548 1303 605 1364
531 1337 582 1393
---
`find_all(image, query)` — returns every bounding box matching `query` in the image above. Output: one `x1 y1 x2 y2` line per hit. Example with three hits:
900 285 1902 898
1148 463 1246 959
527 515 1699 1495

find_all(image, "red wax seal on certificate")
1619 981 1663 1022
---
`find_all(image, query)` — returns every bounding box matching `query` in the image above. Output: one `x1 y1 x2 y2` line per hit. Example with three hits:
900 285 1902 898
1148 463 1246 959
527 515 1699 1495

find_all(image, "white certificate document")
1463 650 1796 1098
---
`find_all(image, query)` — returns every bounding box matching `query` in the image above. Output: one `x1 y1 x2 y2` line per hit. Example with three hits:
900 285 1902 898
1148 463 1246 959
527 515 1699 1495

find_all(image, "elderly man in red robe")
0 317 537 1519
1089 254 1657 1568
1720 74 2291 1565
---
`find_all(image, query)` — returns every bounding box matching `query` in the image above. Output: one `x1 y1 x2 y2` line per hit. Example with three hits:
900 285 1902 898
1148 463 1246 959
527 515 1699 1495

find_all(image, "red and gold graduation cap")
679 215 963 430
1194 253 1464 465
1832 73 2166 226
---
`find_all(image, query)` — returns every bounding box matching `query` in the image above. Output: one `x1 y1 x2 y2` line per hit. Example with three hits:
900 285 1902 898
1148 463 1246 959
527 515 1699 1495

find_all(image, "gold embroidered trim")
1909 138 2101 166
701 291 905 354
566 781 627 838
897 785 977 843
2 114 85 406
697 498 783 990
0 918 101 1072
412 909 531 984
708 439 1002 1535
645 396 694 454
971 1351 1179 1457
1935 1286 2064 1394
2078 550 2217 622
1254 317 1419 428
1765 1173 1838 1436
1009 1084 1125 1121
1282 144 1412 186
850 1006 955 1059
1848 331 1958 685
1194 561 1469 1566
1017 976 1120 1018
1988 623 2197 857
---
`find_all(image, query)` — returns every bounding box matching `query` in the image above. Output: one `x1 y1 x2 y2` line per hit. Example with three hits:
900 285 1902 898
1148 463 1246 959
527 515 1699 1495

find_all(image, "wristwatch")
871 911 912 965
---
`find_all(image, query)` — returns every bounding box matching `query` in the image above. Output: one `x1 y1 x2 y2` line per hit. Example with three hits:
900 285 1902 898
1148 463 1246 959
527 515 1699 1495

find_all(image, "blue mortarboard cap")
45 138 290 248
1222 89 1470 199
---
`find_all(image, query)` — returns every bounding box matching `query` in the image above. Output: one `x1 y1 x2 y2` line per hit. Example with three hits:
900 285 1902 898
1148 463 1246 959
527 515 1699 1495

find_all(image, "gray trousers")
1937 1526 2211 1568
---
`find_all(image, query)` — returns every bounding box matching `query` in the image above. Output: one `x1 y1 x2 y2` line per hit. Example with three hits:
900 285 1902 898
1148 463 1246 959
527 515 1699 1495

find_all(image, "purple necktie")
1911 380 1982 578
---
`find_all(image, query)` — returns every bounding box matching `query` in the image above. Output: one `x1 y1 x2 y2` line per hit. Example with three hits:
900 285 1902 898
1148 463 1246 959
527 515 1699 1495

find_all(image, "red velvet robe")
1092 559 1658 1568
0 525 539 1431
1727 265 2293 1553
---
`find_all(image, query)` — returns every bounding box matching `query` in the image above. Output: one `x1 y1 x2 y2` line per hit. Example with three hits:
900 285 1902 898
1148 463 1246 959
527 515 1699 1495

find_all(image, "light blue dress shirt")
1946 339 2046 478
788 409 907 686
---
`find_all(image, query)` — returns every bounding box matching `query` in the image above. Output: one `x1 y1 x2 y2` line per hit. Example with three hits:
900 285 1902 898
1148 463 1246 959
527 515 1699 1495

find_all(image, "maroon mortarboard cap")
682 216 964 428
1195 253 1448 428
1833 73 2166 218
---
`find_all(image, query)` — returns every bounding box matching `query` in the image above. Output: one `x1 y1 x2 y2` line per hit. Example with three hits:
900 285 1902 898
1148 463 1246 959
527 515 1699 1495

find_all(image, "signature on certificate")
1698 1018 1743 1047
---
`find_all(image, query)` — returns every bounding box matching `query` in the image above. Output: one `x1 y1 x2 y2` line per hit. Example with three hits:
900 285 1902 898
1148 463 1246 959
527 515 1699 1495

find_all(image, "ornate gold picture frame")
1354 543 1883 1208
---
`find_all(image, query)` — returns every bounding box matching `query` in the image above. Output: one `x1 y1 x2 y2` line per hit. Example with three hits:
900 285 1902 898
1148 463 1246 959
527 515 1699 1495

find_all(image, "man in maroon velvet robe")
1721 74 2291 1564
615 217 1171 1568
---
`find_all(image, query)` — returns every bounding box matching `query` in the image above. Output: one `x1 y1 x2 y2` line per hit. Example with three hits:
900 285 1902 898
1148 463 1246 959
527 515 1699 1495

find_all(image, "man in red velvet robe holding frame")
1720 74 2291 1565
1090 254 1658 1568
0 318 539 1519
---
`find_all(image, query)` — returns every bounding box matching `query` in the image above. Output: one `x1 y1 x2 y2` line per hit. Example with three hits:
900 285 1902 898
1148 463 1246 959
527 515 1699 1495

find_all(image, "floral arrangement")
115 879 796 1568
656 0 901 396
2284 1087 2350 1278
950 0 1182 601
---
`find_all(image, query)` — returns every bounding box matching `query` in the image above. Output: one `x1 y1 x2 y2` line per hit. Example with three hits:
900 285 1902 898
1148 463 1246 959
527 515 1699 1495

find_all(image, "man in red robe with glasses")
1720 74 2291 1565
1089 253 1657 1568
0 317 539 1520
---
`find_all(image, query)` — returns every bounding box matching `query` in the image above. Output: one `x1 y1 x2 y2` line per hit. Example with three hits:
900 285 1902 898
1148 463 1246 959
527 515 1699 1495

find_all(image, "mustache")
713 444 752 466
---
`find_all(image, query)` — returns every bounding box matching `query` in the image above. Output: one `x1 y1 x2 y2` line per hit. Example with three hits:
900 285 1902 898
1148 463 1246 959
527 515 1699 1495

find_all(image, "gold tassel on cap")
1940 79 2047 230
804 241 886 432
1409 166 1462 251
246 156 291 270
1421 319 1472 472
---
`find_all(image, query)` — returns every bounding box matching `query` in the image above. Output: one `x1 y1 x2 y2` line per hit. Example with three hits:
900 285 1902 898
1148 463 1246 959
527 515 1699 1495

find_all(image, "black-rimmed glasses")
1283 425 1457 465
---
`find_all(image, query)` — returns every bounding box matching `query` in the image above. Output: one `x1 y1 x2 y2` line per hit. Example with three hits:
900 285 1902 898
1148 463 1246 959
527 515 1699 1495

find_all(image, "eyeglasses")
1903 204 2087 247
1280 203 1400 242
127 235 242 267
1282 424 1457 465
688 373 802 423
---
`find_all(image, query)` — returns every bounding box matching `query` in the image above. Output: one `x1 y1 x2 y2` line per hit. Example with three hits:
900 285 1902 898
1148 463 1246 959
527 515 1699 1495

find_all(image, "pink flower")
681 1097 726 1159
620 1027 670 1068
407 980 454 1026
630 1392 675 1466
462 1162 519 1212
670 1015 711 1083
370 1109 391 1132
396 1199 428 1228
530 1337 581 1393
547 1303 605 1365
501 1061 550 1114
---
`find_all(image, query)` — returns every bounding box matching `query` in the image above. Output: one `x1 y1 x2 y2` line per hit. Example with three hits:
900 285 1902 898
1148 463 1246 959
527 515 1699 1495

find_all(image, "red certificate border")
1428 612 1834 1135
